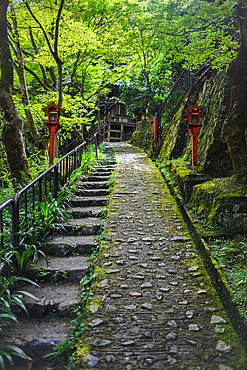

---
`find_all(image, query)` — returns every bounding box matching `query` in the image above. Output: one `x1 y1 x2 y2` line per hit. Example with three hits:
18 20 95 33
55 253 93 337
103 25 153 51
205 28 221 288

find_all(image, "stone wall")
130 118 153 152
158 69 234 178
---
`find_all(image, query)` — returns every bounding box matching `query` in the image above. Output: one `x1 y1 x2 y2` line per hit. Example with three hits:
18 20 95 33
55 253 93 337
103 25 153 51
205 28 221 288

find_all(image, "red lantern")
184 104 206 173
42 102 63 165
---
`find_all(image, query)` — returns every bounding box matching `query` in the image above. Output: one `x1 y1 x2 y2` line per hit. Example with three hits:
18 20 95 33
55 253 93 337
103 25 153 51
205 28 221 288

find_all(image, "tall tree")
0 0 31 184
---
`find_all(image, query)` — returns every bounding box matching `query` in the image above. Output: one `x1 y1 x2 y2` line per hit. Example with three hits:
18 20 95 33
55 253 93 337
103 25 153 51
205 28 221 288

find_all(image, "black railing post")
11 200 17 249
15 194 20 248
94 132 98 159
54 163 59 199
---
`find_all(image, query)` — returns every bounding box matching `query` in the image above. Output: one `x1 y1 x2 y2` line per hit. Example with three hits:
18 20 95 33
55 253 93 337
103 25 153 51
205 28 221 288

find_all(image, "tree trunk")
12 12 50 157
0 0 31 185
223 0 247 180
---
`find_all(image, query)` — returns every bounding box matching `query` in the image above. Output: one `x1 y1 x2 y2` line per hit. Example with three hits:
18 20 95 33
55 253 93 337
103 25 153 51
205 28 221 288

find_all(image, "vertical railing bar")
24 191 28 224
66 156 68 182
11 200 17 249
44 173 47 199
0 210 3 249
38 178 42 203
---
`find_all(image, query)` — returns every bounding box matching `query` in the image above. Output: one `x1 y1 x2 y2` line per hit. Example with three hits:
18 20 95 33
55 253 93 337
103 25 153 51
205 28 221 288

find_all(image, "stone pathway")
75 143 247 370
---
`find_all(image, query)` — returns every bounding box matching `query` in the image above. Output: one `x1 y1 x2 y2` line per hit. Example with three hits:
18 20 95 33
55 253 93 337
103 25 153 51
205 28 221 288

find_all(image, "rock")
88 319 104 327
150 256 162 260
144 358 153 364
129 291 142 297
106 305 117 312
166 309 174 313
187 340 197 345
166 331 177 340
122 340 135 346
89 305 99 313
124 305 136 310
188 266 198 272
128 249 138 253
116 260 124 265
197 290 207 295
115 317 124 323
171 236 188 242
215 327 226 333
104 254 110 258
158 263 166 267
139 263 148 268
103 261 112 266
105 269 120 274
121 284 129 288
169 281 178 285
106 355 116 362
188 324 200 331
142 236 156 242
145 331 152 338
92 339 112 347
111 294 122 298
100 279 109 287
218 365 233 370
167 355 177 365
129 256 138 260
169 345 178 353
210 315 226 324
186 310 194 319
156 275 166 279
178 301 188 305
132 275 145 280
207 307 218 312
140 282 152 288
216 341 231 352
160 287 170 292
126 365 132 370
83 354 99 367
142 302 152 310
157 294 163 301
167 320 178 328
127 237 138 243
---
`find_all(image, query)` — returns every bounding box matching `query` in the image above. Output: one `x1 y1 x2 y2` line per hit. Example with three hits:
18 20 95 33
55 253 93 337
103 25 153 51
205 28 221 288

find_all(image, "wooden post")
154 113 158 140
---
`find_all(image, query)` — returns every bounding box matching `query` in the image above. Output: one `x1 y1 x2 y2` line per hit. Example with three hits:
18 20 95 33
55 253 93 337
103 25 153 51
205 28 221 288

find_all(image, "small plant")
10 245 47 277
96 207 108 219
0 276 39 369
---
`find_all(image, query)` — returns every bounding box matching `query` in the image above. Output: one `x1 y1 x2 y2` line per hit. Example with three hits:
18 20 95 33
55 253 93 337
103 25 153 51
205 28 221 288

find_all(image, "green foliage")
10 245 47 277
0 276 39 369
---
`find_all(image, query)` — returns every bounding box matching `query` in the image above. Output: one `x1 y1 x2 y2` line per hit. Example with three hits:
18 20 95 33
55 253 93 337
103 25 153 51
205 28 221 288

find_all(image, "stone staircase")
2 144 116 370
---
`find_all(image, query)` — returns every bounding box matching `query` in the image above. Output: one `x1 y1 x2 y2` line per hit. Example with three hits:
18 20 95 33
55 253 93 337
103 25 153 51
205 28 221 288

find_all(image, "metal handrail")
0 141 87 251
158 66 208 133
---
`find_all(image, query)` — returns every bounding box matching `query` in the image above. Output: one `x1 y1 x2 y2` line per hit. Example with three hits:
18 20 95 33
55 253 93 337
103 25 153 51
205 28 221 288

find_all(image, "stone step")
1 317 69 369
89 170 112 176
74 188 110 197
12 282 81 318
62 217 103 235
70 196 108 207
45 234 97 255
69 206 104 218
91 167 115 172
26 254 90 283
76 180 109 189
86 174 111 182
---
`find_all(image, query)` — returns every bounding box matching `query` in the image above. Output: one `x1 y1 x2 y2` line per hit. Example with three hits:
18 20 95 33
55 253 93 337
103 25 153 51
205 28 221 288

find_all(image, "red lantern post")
185 104 206 173
42 102 63 165
154 113 159 140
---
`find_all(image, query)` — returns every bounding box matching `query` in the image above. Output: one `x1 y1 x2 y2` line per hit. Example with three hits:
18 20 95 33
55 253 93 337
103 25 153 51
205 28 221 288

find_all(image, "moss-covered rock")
130 118 153 151
190 177 247 231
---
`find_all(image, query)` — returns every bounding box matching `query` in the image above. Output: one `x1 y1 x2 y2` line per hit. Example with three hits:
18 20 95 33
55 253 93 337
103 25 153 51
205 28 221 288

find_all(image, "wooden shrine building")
100 98 137 142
